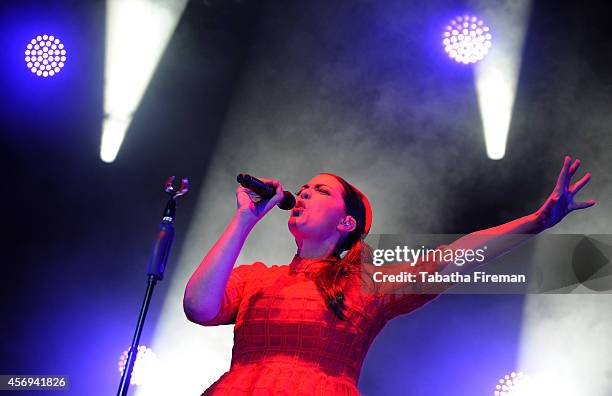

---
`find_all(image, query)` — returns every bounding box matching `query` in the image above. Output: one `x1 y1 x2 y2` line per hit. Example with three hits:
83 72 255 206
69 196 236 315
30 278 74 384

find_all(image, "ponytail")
311 173 373 321
314 237 373 320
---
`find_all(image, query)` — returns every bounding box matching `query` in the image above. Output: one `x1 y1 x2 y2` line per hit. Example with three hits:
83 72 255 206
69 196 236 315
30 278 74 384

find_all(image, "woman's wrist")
524 211 548 234
231 211 257 235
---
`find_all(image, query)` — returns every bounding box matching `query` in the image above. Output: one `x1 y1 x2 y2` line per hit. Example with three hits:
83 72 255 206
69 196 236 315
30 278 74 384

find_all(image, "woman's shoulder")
233 261 289 275
234 261 288 269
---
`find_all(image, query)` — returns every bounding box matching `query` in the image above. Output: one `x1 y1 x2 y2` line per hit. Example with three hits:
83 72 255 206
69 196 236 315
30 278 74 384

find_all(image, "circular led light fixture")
493 371 532 395
25 34 67 77
442 15 492 64
118 345 159 386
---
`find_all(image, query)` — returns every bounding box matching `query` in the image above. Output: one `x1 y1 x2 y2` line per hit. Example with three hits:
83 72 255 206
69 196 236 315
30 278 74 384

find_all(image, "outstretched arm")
439 155 597 275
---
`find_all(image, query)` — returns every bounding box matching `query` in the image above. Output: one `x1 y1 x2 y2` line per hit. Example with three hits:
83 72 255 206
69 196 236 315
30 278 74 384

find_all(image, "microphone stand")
117 176 189 396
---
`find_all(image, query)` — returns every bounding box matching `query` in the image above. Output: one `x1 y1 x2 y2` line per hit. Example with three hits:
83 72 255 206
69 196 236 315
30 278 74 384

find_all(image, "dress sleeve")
197 261 267 326
370 244 451 322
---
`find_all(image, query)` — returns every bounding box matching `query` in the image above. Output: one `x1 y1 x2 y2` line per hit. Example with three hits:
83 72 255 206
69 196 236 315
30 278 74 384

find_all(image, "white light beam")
471 0 531 160
102 0 188 163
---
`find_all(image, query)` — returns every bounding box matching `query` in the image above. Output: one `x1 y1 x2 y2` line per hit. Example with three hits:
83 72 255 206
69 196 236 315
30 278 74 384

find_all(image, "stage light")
493 371 532 395
442 15 492 64
102 0 188 163
25 34 66 77
118 345 159 386
471 0 532 159
493 370 582 396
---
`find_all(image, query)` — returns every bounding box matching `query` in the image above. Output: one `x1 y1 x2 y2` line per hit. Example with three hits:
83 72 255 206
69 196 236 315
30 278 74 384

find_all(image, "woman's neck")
296 237 338 259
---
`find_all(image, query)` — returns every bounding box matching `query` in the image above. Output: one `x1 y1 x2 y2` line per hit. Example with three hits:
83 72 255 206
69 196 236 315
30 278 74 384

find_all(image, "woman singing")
183 155 595 395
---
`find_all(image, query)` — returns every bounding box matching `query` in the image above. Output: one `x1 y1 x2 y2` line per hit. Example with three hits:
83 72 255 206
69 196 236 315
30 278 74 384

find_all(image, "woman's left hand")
533 155 597 230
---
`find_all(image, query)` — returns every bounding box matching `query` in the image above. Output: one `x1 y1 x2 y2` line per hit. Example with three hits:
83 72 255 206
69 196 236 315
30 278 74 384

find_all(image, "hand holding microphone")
235 174 295 224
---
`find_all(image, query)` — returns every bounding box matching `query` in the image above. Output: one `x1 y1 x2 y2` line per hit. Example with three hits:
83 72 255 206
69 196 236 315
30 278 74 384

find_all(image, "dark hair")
313 173 372 321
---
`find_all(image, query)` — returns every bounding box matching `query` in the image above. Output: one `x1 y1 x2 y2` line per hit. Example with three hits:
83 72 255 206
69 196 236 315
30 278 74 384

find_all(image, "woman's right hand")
235 178 285 227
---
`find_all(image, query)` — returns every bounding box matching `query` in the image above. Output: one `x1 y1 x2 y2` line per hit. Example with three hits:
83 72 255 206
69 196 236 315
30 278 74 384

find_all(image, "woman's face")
288 174 350 243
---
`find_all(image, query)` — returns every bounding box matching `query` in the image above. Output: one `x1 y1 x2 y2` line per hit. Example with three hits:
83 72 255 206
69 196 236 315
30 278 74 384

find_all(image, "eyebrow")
299 183 332 190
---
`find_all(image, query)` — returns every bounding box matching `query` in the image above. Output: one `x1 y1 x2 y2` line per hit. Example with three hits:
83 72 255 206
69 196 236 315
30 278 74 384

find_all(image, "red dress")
199 253 445 395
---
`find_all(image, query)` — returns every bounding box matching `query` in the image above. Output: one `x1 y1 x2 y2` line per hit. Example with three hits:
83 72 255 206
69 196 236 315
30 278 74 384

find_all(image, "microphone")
236 174 296 210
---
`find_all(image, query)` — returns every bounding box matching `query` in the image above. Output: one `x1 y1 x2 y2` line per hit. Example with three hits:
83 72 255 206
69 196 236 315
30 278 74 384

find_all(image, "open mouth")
292 201 306 216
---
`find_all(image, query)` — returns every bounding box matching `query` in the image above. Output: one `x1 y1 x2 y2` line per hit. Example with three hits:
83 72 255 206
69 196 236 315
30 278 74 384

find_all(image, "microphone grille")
278 191 296 210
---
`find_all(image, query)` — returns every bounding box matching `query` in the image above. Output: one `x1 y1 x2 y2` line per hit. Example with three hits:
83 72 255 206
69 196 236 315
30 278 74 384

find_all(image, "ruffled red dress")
199 253 445 395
